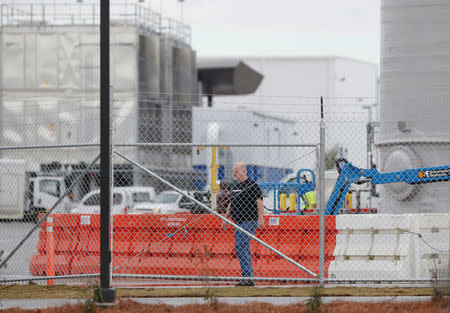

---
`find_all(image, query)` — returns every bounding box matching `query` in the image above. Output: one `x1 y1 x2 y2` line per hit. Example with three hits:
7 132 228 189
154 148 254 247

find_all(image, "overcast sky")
155 0 380 65
23 0 380 64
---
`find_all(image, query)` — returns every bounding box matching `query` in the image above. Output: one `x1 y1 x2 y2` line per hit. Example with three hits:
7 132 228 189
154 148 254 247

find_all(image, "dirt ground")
1 284 448 299
1 298 449 313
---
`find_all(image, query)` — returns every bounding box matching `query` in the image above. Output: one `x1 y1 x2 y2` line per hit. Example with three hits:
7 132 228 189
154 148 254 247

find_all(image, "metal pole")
318 96 326 287
366 122 372 209
98 0 115 303
210 147 218 211
363 104 374 210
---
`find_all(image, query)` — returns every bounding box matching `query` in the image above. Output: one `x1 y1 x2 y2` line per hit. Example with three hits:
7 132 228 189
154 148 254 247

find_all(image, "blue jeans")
234 220 258 277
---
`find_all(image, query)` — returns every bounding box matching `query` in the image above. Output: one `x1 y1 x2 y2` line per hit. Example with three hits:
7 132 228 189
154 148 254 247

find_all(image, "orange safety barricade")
251 228 280 257
30 214 79 277
30 213 337 280
112 215 137 255
71 214 100 274
30 254 72 276
192 229 216 255
71 254 100 274
170 228 197 255
136 256 165 275
209 228 235 255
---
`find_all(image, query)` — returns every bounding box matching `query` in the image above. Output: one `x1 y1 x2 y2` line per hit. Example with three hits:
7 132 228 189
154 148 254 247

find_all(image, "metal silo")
380 0 450 213
173 45 196 106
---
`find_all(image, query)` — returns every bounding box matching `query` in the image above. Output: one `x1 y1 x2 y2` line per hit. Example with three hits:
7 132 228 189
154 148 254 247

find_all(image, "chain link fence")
0 93 448 287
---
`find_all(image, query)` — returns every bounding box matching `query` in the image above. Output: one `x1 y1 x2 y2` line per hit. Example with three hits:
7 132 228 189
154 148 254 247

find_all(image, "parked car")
133 190 194 214
70 186 156 215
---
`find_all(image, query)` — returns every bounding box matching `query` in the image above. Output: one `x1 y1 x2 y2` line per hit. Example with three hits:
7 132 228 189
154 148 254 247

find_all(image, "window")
153 193 179 204
180 196 191 204
39 179 60 197
26 181 34 201
133 192 150 203
83 193 122 206
112 193 123 205
84 194 100 206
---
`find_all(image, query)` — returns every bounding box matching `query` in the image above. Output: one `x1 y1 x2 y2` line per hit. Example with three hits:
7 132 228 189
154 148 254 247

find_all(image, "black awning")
197 60 263 95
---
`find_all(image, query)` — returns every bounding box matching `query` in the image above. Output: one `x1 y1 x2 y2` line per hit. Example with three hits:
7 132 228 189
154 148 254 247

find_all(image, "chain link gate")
108 98 324 285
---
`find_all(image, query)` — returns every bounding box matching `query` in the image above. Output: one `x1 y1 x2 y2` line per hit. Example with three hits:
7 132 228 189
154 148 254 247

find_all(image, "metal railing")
0 3 190 45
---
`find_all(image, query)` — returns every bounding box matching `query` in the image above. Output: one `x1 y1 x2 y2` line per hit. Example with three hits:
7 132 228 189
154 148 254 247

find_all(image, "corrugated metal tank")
0 26 139 163
380 0 450 213
138 34 160 95
0 23 198 167
173 45 196 106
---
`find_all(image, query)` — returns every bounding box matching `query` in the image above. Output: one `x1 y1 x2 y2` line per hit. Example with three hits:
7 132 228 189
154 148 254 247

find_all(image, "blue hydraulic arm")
297 169 316 195
325 160 450 215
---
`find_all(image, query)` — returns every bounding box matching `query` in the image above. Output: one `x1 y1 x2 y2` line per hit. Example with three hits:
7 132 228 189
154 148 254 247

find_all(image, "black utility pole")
97 0 115 303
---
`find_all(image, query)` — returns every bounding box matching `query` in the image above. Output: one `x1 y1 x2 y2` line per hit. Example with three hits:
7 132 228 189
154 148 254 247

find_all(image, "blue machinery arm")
325 160 450 215
259 162 450 215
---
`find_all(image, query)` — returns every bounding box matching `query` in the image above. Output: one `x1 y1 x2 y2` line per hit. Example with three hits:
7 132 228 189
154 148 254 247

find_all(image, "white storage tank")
380 0 450 213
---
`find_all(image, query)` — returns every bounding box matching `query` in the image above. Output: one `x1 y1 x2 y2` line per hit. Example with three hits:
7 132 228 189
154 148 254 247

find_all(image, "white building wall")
202 56 378 169
192 107 297 168
192 106 303 185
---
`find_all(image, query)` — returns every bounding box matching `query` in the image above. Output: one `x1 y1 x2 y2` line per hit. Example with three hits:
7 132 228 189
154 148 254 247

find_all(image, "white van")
71 186 156 215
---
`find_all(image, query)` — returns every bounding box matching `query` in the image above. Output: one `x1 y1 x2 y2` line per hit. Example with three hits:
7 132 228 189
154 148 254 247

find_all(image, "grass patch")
0 298 449 313
1 284 448 299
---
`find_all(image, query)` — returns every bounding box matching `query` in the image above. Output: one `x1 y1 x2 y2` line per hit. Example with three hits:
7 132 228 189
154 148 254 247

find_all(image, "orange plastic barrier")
30 214 79 277
30 213 337 280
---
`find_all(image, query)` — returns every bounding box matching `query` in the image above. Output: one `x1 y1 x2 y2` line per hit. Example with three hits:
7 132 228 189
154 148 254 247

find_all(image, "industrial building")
0 2 200 194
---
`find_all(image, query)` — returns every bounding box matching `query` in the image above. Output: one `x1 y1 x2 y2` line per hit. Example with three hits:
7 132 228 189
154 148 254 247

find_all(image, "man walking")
223 162 264 286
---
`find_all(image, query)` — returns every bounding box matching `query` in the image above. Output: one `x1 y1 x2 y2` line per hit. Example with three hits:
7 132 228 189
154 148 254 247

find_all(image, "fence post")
318 96 326 287
98 0 116 303
46 215 55 285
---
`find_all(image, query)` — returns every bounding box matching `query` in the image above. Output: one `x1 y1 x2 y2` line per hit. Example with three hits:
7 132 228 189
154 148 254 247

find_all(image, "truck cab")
0 159 73 222
26 176 71 221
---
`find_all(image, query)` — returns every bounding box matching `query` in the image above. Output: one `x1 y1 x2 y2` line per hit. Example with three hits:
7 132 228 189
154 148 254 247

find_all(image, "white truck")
0 159 72 222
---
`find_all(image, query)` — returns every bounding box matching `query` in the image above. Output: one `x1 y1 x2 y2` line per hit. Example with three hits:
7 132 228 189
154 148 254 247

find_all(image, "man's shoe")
235 279 255 287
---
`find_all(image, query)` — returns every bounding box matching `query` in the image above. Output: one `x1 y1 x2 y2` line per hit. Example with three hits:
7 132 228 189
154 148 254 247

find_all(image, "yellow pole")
196 145 227 210
211 147 219 210
289 193 296 213
280 193 287 212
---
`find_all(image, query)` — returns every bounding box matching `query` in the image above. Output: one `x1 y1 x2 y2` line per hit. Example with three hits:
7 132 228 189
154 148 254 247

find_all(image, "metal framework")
0 3 190 45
